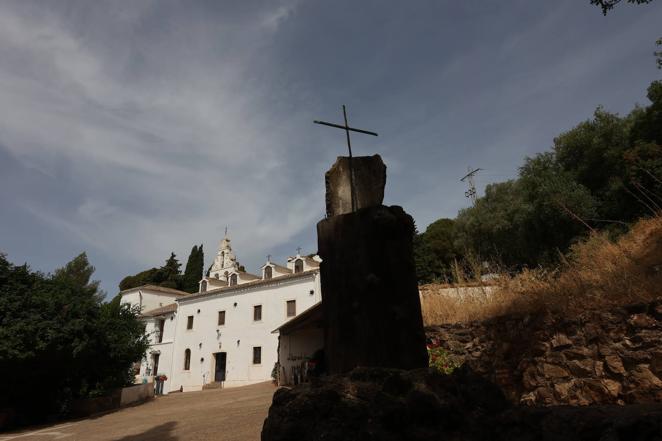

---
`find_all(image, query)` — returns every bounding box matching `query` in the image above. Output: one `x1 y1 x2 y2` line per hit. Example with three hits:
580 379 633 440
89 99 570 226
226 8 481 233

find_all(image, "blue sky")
0 0 660 296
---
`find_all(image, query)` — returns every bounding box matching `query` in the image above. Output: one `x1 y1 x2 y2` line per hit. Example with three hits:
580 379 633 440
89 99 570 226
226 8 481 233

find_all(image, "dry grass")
421 215 662 325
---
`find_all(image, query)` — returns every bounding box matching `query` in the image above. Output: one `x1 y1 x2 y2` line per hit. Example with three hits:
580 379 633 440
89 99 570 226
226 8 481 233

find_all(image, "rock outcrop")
426 300 662 406
262 366 662 441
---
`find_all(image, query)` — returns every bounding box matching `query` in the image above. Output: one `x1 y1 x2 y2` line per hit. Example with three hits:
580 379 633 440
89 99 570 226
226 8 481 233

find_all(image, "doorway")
152 353 160 376
214 352 227 382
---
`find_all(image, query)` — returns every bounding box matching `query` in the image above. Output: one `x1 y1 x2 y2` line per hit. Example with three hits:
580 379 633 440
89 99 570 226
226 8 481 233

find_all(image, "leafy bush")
428 344 461 374
0 253 149 427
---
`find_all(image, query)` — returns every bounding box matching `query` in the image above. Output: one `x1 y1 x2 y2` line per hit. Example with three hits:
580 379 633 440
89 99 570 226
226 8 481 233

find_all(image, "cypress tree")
182 245 204 293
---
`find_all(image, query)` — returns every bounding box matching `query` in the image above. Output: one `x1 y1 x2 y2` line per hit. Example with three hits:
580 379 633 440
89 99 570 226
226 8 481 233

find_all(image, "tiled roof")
273 302 322 334
119 284 190 296
238 271 260 281
141 303 178 317
206 278 227 286
264 263 292 274
180 269 319 302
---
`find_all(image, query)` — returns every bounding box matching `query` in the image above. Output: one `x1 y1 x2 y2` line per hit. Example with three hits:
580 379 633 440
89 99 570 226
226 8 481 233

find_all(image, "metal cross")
296 246 302 255
266 254 271 262
314 105 378 212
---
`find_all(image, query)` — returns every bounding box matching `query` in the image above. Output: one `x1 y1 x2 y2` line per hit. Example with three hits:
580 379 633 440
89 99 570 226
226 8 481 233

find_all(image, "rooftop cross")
296 246 302 255
267 254 271 262
314 105 378 212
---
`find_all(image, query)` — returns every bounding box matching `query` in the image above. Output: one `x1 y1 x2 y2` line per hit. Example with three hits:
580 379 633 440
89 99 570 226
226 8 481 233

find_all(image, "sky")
0 0 660 296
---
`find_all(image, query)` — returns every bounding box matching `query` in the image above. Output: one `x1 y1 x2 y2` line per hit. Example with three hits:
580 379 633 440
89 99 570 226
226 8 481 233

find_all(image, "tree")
413 219 460 283
118 251 186 291
590 0 654 15
0 253 148 427
630 80 662 145
118 267 160 291
181 244 204 293
53 252 102 298
155 252 182 289
445 153 599 269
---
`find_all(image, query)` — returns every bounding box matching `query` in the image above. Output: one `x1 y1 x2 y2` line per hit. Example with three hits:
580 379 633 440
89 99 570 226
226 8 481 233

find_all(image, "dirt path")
0 382 276 441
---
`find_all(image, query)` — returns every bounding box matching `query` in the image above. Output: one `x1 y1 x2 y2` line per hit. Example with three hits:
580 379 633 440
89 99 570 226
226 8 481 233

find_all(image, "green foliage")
630 81 662 145
118 267 159 291
428 345 461 374
181 245 204 293
118 251 188 291
590 0 654 15
0 253 149 425
415 81 662 276
414 219 459 283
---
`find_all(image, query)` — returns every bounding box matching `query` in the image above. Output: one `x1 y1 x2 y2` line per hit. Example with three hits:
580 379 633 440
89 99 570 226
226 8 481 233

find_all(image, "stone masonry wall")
426 300 662 406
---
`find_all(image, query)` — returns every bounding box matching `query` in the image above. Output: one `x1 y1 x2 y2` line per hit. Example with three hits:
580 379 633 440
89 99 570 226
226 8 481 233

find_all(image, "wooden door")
215 352 226 382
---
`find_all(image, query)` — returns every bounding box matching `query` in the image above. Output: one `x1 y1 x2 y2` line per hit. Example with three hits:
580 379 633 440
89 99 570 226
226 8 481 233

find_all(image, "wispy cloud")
0 0 660 294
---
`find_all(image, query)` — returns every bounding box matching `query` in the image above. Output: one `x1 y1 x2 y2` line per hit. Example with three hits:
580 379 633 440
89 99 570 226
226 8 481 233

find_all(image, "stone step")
202 382 223 390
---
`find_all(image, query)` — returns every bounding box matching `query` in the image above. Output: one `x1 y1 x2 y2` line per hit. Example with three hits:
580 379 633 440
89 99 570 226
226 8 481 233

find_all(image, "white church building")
120 235 322 394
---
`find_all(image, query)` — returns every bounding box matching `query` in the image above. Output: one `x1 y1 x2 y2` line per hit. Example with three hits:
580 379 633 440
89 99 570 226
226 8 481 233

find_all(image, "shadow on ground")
112 421 178 441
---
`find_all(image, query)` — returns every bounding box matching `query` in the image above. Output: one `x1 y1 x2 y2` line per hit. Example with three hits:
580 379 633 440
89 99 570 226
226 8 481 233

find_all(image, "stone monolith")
317 155 428 373
325 154 386 217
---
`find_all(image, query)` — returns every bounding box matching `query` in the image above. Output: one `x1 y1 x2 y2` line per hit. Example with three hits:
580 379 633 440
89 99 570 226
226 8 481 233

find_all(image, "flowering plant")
427 342 461 374
156 374 168 381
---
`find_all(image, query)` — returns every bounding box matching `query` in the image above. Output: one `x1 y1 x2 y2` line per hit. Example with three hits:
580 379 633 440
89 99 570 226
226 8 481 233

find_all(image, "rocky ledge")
426 300 662 406
261 366 662 441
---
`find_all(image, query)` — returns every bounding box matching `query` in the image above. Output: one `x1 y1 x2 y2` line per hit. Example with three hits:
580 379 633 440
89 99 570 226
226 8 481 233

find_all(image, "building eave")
178 269 319 303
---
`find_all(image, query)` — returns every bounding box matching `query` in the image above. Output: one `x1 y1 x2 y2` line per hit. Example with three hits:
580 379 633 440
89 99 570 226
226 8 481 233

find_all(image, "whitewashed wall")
120 288 180 313
140 312 177 393
170 272 321 391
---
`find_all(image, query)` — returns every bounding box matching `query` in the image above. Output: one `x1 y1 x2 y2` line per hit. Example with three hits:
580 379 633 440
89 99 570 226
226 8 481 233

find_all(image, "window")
286 300 296 317
230 273 238 286
200 280 207 293
157 319 165 343
264 266 272 280
187 315 194 330
294 259 303 273
253 305 262 322
184 349 191 370
253 347 262 364
218 310 226 326
214 273 219 279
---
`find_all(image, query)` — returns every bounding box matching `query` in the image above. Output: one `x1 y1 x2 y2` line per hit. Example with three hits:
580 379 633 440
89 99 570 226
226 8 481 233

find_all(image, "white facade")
119 285 187 313
120 236 321 394
172 270 321 391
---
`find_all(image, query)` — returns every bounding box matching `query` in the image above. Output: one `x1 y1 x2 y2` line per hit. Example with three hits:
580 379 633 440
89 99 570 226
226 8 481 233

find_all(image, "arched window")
200 280 207 293
294 259 304 273
184 349 191 370
264 266 272 280
230 273 238 286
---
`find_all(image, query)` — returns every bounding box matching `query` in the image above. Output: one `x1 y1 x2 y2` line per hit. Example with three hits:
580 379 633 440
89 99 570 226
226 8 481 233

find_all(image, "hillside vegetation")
415 80 662 284
421 214 662 325
118 245 204 293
